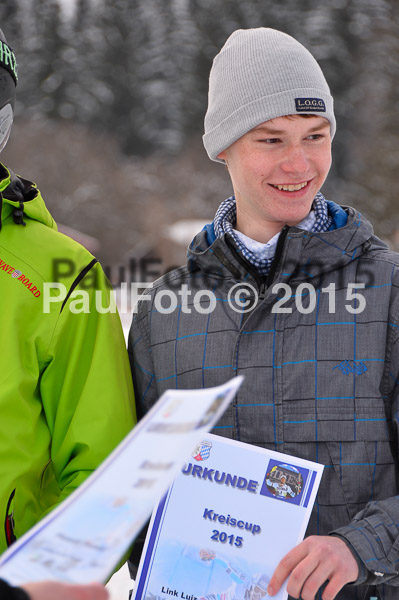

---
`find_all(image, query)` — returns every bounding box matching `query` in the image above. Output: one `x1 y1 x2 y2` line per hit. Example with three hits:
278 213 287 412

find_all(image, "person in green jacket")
0 29 136 553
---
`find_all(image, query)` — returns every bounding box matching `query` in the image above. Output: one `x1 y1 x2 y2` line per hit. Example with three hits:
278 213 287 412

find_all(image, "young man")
0 29 135 552
130 28 399 599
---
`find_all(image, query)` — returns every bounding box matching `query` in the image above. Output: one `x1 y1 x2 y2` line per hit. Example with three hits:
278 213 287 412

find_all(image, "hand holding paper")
21 581 109 600
267 535 359 600
0 377 243 587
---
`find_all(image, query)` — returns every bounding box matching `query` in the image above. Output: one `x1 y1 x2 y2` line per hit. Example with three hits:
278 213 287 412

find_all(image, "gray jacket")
130 202 399 600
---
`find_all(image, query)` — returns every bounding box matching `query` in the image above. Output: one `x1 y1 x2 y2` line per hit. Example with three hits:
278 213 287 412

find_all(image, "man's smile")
269 180 311 192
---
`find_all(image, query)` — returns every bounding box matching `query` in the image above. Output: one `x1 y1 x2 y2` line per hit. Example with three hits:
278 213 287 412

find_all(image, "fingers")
268 539 310 595
21 581 109 600
286 552 323 599
74 583 109 600
288 553 341 600
267 536 359 600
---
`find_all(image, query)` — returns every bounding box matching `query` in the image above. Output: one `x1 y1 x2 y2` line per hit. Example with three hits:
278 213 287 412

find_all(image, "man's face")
218 115 332 242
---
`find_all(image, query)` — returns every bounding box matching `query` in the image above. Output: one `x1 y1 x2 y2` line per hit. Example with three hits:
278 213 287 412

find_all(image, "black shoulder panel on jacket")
60 258 99 313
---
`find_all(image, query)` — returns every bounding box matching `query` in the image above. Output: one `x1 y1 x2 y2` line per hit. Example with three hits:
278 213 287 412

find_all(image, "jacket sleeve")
0 579 30 600
332 498 399 586
128 294 158 421
39 261 136 507
331 310 399 586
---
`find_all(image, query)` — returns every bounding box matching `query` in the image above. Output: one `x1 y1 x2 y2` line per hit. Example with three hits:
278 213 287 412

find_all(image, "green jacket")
0 164 135 553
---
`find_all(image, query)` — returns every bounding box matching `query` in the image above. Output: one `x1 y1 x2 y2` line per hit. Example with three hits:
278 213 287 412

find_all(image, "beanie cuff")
203 87 335 163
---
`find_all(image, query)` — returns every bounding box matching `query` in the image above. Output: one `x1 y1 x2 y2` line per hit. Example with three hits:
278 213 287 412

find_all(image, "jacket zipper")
224 235 263 288
264 225 290 292
222 227 290 327
225 226 290 297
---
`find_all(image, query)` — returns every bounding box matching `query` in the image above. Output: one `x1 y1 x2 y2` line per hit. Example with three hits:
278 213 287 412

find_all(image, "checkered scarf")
213 192 332 275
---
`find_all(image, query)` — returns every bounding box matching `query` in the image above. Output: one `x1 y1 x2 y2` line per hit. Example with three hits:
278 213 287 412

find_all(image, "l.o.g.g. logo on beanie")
295 98 326 112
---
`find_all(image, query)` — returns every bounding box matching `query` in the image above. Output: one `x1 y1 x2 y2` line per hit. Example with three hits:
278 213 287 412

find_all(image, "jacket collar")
0 163 57 231
187 203 378 286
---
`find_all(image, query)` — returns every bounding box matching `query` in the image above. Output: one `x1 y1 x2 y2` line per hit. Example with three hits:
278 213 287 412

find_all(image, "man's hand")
267 536 359 600
21 581 108 600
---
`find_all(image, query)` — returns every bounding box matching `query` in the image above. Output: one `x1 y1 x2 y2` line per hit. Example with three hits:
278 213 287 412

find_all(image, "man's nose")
280 145 310 175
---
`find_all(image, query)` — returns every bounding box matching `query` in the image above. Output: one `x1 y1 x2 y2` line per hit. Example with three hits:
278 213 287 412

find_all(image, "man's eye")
259 138 281 144
307 134 324 140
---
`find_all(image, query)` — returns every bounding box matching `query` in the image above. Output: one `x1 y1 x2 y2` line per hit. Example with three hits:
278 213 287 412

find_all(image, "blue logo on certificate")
260 460 316 508
192 440 212 461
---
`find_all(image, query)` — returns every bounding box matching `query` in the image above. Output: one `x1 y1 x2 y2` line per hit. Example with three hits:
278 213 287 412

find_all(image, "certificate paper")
134 435 323 600
0 377 243 586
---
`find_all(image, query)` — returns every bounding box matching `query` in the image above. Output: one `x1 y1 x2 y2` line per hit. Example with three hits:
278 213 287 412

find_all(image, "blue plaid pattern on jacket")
130 201 399 600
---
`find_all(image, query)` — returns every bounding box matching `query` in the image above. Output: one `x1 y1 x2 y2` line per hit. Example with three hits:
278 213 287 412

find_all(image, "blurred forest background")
1 0 399 284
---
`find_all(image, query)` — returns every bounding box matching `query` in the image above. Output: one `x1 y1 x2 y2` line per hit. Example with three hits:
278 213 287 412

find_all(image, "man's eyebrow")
251 125 285 135
307 122 330 132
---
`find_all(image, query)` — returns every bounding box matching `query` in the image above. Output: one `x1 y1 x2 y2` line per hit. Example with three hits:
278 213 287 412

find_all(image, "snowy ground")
106 563 133 600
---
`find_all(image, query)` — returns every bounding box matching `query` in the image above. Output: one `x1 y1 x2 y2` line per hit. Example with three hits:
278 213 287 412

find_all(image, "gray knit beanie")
203 28 335 163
